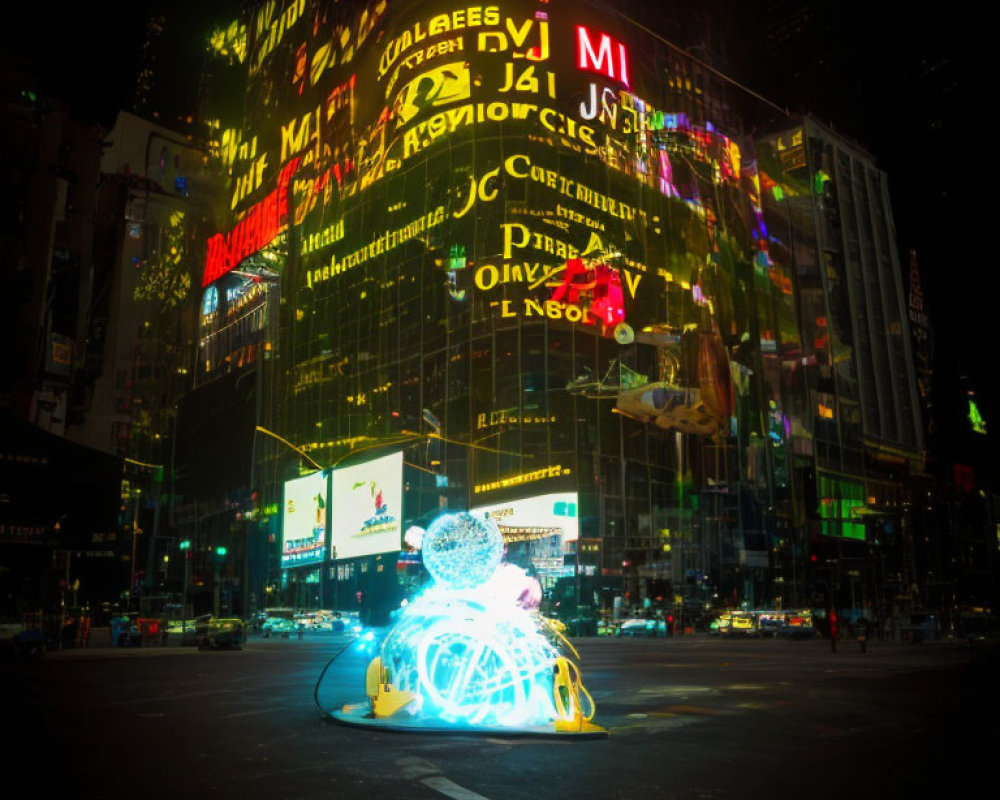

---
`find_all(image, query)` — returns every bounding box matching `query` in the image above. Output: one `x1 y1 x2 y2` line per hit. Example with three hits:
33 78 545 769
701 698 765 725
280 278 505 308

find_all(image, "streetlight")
128 488 142 612
179 539 191 634
214 545 228 617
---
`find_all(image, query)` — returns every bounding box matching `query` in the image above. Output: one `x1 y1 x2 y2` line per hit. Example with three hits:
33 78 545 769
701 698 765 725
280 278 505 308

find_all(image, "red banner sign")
202 157 301 286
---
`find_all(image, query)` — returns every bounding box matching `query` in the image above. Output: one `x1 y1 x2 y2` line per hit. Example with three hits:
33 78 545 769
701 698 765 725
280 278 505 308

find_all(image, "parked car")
619 618 665 637
722 612 757 638
777 610 815 639
757 612 787 638
195 616 245 650
709 614 729 635
261 608 297 637
294 612 319 629
165 619 198 645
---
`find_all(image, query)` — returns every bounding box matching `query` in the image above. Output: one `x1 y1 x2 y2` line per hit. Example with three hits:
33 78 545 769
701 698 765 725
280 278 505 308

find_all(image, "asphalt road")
2 633 995 799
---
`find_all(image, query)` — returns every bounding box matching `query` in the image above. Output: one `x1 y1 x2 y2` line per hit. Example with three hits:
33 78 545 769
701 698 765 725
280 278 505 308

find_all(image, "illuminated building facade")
198 0 925 619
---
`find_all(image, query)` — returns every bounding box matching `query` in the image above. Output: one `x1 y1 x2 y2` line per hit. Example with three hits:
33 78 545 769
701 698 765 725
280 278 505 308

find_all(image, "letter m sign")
576 26 630 87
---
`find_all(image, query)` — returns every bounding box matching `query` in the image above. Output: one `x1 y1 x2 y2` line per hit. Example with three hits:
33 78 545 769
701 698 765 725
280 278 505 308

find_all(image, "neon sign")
550 258 625 333
473 464 571 495
202 157 300 286
576 26 629 87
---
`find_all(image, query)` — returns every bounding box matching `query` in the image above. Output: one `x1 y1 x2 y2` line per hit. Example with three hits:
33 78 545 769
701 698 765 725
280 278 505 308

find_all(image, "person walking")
856 617 869 653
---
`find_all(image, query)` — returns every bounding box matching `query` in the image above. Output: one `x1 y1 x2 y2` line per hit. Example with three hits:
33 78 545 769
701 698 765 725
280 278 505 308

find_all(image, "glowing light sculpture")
329 512 605 737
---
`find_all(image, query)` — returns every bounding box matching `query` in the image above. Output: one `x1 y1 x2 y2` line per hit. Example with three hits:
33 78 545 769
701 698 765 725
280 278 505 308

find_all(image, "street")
2 633 995 799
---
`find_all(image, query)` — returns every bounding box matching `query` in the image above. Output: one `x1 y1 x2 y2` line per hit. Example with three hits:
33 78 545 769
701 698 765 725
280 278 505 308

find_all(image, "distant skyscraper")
132 14 165 115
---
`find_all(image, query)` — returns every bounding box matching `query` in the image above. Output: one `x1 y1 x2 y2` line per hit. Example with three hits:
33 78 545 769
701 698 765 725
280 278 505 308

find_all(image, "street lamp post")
214 545 227 617
179 539 191 634
128 488 142 612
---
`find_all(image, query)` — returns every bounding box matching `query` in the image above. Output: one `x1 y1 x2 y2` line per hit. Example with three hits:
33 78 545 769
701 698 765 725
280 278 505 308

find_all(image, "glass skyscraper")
194 0 924 621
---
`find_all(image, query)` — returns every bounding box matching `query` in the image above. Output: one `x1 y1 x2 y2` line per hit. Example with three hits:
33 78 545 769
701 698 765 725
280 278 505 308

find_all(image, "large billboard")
331 451 404 559
471 492 579 581
281 471 329 568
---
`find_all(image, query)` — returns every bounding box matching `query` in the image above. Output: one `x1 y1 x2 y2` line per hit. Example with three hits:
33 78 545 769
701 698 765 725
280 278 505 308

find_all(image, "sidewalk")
37 626 190 657
37 629 351 658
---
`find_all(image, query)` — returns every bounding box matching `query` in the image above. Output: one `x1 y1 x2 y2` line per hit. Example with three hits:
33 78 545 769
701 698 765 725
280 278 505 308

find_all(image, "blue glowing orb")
421 512 503 589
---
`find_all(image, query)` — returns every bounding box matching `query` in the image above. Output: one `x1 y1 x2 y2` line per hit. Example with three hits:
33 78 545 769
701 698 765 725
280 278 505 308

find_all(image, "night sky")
3 1 997 472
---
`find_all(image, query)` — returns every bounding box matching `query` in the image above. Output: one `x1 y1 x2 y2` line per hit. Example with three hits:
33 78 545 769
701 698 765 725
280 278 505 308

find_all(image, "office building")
188 0 928 622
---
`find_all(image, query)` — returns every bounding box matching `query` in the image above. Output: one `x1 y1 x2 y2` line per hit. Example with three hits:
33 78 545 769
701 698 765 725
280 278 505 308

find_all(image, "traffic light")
215 545 227 557
179 539 191 551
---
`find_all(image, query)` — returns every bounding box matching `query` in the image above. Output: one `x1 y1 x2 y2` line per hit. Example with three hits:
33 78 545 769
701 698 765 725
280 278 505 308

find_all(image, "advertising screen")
331 451 404 559
281 471 329 568
471 492 579 580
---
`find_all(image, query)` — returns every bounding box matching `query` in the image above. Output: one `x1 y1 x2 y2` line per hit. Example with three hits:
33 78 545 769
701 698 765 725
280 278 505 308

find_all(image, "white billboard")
281 471 328 568
331 451 403 559
471 492 579 581
472 492 579 544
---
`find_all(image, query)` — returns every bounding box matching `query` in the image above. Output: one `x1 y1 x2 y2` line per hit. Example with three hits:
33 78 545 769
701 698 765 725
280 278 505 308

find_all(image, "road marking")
663 704 722 715
421 775 492 800
397 756 439 780
397 756 493 800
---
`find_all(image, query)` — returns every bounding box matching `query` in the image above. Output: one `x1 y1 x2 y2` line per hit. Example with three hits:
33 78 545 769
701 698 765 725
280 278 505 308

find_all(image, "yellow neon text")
379 6 500 77
501 223 611 261
474 262 551 291
281 106 322 165
477 410 556 429
231 153 269 210
305 206 446 288
473 465 571 495
309 1 386 83
385 35 465 97
300 218 345 256
556 203 605 230
477 18 549 61
503 154 642 222
452 167 500 219
402 102 593 160
493 298 595 324
251 0 307 74
218 129 258 172
498 63 556 97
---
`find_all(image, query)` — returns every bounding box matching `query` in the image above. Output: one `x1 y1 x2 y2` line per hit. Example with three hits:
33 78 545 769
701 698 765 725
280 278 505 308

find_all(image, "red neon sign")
576 26 630 88
551 258 625 332
202 157 301 286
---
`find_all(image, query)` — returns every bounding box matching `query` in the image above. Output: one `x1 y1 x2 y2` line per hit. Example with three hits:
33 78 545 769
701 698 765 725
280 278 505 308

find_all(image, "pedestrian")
829 609 838 653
